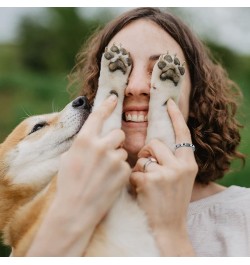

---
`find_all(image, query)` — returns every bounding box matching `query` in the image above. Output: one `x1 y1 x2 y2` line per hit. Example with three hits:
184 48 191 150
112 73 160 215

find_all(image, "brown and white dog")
0 45 185 256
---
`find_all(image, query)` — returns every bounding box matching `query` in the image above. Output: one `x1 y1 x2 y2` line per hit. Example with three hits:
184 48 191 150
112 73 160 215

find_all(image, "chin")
121 122 147 165
123 136 146 166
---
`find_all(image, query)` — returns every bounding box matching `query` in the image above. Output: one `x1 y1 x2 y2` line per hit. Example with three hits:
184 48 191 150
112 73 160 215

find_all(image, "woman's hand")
27 94 131 256
57 94 131 225
130 99 198 256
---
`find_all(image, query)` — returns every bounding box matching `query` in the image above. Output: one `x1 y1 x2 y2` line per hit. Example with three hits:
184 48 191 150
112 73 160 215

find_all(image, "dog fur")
0 45 184 256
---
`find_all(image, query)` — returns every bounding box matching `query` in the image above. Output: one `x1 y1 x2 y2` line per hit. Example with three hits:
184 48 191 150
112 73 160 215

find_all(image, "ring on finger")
143 157 158 172
175 142 195 152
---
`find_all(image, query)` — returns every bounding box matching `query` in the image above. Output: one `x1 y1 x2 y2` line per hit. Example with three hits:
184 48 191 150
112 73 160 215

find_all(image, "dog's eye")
29 122 47 135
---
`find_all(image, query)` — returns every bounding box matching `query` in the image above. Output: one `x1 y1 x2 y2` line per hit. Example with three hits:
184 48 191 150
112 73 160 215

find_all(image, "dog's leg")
146 53 186 151
92 44 132 136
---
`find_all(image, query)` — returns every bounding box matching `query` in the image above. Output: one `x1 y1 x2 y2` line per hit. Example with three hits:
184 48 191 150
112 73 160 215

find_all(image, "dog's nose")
72 96 91 110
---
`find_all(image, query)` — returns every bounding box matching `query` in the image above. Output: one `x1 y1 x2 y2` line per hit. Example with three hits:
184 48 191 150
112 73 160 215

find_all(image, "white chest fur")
85 189 160 256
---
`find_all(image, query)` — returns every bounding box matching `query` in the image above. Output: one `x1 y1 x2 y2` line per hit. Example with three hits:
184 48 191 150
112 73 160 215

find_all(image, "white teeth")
138 115 144 122
132 114 137 121
125 112 148 122
127 114 132 121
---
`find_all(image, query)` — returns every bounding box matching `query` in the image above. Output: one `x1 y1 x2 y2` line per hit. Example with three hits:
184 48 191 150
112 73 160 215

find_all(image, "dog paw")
98 43 132 98
103 44 132 75
157 53 185 86
150 52 185 104
95 44 132 135
147 53 185 150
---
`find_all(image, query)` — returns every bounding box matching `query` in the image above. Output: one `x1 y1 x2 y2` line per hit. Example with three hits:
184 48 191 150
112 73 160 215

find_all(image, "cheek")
178 75 191 122
178 95 189 122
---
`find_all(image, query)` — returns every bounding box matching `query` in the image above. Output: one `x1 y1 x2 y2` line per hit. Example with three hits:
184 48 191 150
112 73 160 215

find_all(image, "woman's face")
109 19 191 164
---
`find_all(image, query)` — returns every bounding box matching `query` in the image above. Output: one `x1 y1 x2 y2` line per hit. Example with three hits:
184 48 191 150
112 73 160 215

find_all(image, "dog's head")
0 96 91 186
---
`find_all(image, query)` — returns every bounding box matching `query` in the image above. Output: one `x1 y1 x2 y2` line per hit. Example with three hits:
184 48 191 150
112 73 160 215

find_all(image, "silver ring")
175 143 195 152
143 157 158 172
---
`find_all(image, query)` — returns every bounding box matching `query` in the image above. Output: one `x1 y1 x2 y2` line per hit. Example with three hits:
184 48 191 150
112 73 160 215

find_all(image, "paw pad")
157 53 185 86
104 44 132 74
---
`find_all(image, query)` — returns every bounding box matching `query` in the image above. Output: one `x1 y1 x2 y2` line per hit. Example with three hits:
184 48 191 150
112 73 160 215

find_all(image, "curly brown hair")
69 7 245 184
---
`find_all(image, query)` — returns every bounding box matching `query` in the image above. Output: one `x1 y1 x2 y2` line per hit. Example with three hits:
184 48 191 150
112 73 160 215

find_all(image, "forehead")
109 19 185 62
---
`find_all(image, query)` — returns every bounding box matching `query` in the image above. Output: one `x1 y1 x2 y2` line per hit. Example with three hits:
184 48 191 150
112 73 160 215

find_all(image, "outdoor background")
0 7 250 256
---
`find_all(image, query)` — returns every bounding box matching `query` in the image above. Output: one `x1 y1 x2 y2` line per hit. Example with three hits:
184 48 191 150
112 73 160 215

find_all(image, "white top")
188 185 250 256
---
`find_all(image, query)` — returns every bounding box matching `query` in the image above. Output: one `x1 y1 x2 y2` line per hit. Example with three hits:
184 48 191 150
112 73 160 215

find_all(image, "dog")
0 44 185 256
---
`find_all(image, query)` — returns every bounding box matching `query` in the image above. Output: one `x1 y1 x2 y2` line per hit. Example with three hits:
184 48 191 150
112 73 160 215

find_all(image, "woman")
27 7 250 256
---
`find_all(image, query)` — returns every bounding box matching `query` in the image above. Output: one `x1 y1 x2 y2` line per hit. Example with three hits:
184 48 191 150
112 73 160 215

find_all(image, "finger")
79 94 118 136
107 158 131 186
138 139 174 165
130 171 145 189
167 99 194 158
114 160 131 188
114 148 128 161
100 129 125 150
133 157 159 173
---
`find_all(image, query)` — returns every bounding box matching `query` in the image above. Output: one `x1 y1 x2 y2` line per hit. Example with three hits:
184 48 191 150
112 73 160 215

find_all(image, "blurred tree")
19 18 52 71
18 8 107 73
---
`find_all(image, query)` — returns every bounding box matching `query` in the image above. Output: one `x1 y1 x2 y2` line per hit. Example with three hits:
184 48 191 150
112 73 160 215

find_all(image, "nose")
72 96 91 111
125 65 151 96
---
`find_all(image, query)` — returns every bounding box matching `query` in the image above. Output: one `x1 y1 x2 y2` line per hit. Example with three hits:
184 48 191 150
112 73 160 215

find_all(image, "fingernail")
108 94 118 102
168 98 176 107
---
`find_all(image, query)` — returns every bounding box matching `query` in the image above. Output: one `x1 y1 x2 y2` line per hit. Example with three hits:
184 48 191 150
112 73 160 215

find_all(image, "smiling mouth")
122 111 148 122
